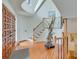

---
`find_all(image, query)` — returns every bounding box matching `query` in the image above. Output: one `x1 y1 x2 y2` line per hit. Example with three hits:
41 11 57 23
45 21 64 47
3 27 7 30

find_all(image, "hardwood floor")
14 41 62 59
29 42 62 59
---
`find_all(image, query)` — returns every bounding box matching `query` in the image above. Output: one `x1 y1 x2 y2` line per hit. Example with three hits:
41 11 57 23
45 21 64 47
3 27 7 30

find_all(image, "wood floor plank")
29 42 59 59
15 41 63 59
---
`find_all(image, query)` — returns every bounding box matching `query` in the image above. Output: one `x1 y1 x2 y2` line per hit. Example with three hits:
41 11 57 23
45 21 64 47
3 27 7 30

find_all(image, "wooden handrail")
33 20 44 31
33 17 52 31
33 17 63 32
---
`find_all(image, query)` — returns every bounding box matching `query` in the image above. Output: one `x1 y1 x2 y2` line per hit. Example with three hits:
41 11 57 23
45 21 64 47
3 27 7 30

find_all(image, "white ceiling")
3 0 77 17
52 0 77 17
3 0 38 16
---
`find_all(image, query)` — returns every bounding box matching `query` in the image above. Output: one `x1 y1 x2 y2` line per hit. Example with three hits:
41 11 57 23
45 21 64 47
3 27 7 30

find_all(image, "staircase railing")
33 17 63 41
47 17 55 41
33 21 46 41
33 20 44 31
55 18 70 59
33 17 53 41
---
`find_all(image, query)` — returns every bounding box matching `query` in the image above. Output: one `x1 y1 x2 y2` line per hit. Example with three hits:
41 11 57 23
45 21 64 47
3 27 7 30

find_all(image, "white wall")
36 0 61 18
53 0 77 17
16 14 41 42
67 17 77 33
